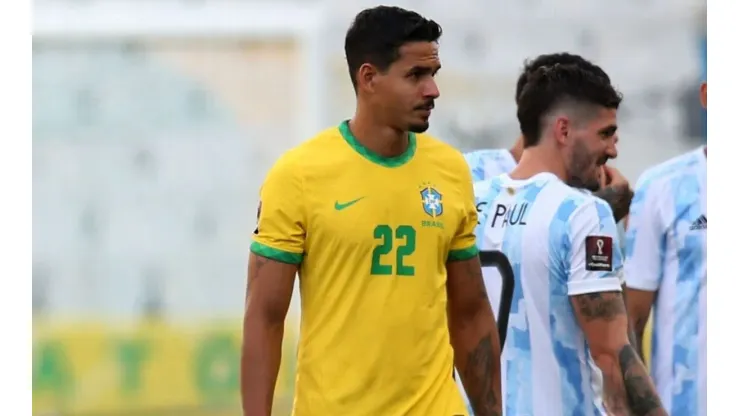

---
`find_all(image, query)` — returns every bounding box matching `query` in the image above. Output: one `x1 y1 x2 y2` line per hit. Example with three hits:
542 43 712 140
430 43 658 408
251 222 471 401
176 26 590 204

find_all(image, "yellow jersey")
251 121 479 416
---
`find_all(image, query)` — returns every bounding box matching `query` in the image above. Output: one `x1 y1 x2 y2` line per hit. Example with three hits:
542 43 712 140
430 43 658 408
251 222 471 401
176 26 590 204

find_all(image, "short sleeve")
565 198 624 296
250 153 306 264
448 160 480 262
624 178 666 291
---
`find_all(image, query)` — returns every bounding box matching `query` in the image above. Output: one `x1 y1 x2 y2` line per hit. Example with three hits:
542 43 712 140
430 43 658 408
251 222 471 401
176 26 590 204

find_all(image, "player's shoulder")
416 133 469 170
293 125 345 155
464 148 516 180
463 148 514 165
549 181 611 224
635 147 705 193
268 125 344 172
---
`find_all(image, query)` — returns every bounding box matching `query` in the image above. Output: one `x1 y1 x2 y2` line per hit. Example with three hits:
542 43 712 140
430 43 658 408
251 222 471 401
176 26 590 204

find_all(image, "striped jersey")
624 146 707 416
464 148 517 182
465 149 518 305
476 172 624 415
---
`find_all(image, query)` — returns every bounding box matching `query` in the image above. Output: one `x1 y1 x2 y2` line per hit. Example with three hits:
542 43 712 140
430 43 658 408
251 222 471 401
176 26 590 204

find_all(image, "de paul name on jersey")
488 202 530 228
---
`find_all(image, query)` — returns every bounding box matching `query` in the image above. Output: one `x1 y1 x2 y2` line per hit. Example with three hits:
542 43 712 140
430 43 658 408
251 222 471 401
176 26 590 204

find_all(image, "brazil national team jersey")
251 121 478 416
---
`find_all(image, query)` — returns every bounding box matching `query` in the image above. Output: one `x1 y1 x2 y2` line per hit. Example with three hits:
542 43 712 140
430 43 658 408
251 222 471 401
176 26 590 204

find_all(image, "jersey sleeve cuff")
448 245 479 262
567 277 622 296
250 241 303 265
624 276 660 291
614 268 625 285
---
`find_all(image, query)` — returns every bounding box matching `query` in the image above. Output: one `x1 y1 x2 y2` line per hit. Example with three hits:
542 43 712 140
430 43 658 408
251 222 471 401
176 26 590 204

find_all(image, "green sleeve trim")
250 241 303 265
447 245 479 262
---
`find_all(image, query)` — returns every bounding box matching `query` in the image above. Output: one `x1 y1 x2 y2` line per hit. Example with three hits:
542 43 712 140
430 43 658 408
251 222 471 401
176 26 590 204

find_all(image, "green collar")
338 120 416 168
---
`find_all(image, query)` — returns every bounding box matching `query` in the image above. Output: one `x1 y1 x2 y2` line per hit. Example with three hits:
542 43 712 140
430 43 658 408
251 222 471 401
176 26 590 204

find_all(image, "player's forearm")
621 284 640 352
450 306 502 416
632 316 650 361
240 319 284 416
595 345 666 416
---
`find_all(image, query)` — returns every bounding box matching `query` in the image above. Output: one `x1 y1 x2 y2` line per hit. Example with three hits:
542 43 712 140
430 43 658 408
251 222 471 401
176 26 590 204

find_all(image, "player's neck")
348 115 409 158
509 146 567 182
509 137 524 162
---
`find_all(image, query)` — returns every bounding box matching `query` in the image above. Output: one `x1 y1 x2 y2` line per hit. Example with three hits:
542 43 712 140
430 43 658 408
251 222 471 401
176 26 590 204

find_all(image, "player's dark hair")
344 6 442 91
515 53 611 104
517 63 622 148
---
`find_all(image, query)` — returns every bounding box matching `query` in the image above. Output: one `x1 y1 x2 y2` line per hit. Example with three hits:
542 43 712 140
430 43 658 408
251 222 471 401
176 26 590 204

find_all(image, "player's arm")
623 178 665 360
567 199 666 416
596 166 640 350
447 167 502 416
241 154 305 416
593 165 633 222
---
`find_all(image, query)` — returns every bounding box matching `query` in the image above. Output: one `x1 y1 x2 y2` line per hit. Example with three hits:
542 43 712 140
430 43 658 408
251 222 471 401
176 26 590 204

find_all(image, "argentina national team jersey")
624 147 707 416
476 172 624 416
464 148 517 182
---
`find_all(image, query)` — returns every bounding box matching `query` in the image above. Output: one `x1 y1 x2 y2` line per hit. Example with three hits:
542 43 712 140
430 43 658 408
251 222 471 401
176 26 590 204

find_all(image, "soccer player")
467 53 633 223
476 64 666 415
241 6 502 416
623 81 707 416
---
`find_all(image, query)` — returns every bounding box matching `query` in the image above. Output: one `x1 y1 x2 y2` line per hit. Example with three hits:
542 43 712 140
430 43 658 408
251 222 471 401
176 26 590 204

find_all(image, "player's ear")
357 63 378 93
699 82 707 109
554 116 570 145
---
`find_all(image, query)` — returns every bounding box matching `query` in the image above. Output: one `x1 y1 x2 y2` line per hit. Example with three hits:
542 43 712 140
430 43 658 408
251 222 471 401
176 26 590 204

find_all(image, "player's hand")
602 165 629 190
595 165 633 222
597 166 608 190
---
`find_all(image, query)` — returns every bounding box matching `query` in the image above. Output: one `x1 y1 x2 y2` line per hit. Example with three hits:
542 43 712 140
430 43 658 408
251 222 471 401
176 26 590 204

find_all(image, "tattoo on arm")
619 345 665 415
594 185 634 222
574 292 665 415
574 291 626 321
462 335 501 416
448 258 501 416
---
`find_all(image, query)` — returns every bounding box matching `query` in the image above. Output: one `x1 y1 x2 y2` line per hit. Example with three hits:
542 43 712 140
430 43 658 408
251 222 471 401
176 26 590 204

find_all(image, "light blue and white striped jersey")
624 147 707 416
464 148 517 182
476 172 624 416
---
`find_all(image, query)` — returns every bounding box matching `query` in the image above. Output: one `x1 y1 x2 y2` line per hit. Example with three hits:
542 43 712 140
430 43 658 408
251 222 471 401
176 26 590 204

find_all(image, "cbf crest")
419 183 443 218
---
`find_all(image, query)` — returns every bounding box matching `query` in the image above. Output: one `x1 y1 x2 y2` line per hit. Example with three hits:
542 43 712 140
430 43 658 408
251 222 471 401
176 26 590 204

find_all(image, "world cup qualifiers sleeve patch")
585 235 613 271
253 200 261 235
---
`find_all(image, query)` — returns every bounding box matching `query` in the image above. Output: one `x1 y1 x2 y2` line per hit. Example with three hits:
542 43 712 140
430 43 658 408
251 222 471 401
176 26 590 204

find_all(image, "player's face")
564 108 618 191
376 41 441 133
700 82 707 109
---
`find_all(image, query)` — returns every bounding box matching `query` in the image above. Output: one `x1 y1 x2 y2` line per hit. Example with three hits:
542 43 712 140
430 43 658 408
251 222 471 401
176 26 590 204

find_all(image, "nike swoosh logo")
335 197 364 211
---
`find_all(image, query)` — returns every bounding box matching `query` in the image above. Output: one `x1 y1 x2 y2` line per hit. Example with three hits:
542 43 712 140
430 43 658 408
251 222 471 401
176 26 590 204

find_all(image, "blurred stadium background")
32 0 706 414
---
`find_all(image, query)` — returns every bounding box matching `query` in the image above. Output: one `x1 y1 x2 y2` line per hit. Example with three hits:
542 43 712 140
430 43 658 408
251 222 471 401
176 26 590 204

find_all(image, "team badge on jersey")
585 235 613 271
420 185 444 218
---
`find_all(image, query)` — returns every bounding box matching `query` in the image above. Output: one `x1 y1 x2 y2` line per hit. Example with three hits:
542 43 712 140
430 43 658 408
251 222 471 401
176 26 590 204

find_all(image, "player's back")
262 121 472 416
464 148 517 182
624 147 707 415
477 172 619 416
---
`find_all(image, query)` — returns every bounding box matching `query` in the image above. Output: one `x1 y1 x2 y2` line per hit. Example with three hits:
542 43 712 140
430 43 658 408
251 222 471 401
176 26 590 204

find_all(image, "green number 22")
371 224 416 276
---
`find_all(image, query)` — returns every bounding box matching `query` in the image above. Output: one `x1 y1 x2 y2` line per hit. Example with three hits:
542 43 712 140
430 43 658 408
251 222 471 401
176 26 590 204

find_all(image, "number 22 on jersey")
370 224 417 276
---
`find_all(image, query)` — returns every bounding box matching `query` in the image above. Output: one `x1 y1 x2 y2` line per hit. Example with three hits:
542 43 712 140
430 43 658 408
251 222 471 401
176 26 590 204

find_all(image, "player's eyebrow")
407 64 441 76
598 124 617 137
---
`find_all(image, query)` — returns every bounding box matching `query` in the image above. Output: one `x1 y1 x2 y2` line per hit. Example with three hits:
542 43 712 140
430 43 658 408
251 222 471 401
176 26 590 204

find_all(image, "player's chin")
584 177 601 192
585 181 601 192
408 119 430 133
